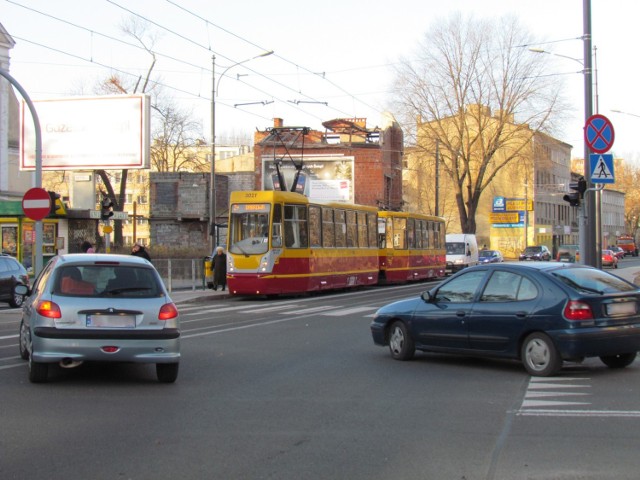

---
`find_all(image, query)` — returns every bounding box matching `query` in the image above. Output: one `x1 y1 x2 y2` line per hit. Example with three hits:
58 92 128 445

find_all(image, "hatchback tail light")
36 300 62 319
158 303 178 321
564 300 594 321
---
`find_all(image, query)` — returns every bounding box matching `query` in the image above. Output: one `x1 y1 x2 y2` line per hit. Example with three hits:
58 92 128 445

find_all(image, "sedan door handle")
516 311 528 318
456 310 467 317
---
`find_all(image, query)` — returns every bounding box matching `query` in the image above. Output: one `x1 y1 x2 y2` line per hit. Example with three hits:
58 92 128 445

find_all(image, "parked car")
609 246 626 260
556 244 579 263
519 245 551 261
479 249 503 264
370 263 640 376
0 254 30 308
17 254 180 383
601 249 619 269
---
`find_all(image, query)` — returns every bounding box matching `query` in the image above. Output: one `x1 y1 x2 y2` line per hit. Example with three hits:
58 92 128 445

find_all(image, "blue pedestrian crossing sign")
590 153 614 184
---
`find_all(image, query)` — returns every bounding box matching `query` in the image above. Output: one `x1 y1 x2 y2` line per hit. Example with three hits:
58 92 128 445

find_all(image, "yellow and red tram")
226 191 445 296
377 211 446 283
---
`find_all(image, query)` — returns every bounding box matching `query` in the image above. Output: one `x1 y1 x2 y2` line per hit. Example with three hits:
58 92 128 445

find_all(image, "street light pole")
208 50 274 253
210 55 216 254
583 0 598 268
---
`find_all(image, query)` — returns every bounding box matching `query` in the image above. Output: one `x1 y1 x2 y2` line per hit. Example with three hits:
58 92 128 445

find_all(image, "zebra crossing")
517 376 640 418
180 302 379 318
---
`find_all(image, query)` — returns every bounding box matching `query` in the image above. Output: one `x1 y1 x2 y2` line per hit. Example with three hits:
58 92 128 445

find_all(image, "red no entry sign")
22 187 51 221
584 114 615 154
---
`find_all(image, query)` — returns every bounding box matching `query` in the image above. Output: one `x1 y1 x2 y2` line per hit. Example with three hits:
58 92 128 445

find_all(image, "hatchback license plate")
607 302 637 316
86 315 135 328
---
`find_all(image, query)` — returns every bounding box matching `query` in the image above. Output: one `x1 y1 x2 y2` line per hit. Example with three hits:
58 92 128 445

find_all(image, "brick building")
253 116 404 210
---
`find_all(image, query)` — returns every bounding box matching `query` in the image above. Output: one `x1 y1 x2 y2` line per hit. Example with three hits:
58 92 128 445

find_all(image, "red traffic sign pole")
22 187 51 221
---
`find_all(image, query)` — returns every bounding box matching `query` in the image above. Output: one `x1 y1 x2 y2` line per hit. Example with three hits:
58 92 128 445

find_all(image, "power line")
5 0 388 126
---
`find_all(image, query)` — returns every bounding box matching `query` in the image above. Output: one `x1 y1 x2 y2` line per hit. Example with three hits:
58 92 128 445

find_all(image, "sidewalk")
169 286 231 304
615 266 640 285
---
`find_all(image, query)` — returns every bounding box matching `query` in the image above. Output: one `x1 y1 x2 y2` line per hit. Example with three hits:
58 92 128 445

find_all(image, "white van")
445 234 479 274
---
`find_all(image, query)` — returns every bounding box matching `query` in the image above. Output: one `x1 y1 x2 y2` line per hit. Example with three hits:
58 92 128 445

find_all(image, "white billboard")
262 156 355 203
20 94 150 170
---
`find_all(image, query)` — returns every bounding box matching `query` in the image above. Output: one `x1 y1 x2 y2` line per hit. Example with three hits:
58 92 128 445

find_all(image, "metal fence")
153 257 210 292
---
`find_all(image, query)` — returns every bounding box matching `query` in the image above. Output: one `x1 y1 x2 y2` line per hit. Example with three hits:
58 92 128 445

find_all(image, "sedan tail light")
36 300 62 319
158 303 178 321
563 300 594 321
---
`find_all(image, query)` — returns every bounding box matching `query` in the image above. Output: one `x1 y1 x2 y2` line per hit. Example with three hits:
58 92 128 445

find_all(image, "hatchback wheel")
156 363 179 383
388 321 415 361
521 332 561 376
600 352 637 369
19 320 29 360
29 357 48 383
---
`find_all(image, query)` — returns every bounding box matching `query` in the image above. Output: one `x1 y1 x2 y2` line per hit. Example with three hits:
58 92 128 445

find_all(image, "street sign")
584 114 615 154
590 154 615 184
22 187 51 221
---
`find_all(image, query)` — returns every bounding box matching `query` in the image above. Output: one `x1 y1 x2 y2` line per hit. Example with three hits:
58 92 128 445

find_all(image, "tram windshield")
229 204 271 255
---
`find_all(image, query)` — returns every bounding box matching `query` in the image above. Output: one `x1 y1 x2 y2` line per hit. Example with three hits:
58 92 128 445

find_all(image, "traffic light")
563 176 587 207
100 196 114 220
47 191 66 216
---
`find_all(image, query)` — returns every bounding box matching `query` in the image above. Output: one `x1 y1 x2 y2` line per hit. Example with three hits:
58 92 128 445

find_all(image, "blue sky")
3 0 638 160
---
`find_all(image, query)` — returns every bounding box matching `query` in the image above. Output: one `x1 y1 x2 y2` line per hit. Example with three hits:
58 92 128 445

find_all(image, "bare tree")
93 17 205 245
151 103 205 172
393 13 568 233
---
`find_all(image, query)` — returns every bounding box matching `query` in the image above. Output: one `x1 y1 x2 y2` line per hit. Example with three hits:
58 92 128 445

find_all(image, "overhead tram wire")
10 35 276 124
106 0 355 120
10 0 383 123
7 4 327 123
161 0 383 119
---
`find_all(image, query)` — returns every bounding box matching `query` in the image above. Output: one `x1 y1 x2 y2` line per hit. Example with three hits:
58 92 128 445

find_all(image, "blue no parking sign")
585 114 615 154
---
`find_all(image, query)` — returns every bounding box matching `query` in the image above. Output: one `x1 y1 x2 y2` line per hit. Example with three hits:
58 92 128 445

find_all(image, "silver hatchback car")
17 254 180 383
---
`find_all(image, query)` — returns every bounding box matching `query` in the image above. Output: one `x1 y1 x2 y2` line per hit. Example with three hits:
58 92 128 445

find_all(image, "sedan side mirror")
421 290 434 303
14 284 29 297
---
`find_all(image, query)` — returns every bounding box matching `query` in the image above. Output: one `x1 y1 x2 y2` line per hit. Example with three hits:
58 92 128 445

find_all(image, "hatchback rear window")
551 268 637 294
54 265 163 297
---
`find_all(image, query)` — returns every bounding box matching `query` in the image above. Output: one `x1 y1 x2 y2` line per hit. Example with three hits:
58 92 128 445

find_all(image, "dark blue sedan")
370 263 640 376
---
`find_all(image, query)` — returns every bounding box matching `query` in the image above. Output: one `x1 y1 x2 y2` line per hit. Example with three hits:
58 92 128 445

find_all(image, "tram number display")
231 203 270 213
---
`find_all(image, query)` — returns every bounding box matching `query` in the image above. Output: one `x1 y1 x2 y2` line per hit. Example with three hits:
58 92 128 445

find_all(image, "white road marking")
322 306 378 316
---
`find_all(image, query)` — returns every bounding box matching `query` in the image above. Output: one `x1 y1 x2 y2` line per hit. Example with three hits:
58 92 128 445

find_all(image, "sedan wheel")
388 321 415 361
600 352 637 369
9 287 24 308
19 320 29 360
521 332 562 376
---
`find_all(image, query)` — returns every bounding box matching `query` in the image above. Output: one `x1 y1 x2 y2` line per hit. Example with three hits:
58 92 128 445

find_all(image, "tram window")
423 221 431 249
284 204 309 249
385 217 393 249
322 208 335 248
393 217 407 249
335 210 346 248
357 212 369 248
309 206 322 248
407 218 416 249
369 214 378 248
272 204 282 247
346 210 357 248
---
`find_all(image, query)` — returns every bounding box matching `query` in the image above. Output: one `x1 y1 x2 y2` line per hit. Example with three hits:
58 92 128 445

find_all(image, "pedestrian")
80 240 95 253
211 246 227 291
131 242 151 262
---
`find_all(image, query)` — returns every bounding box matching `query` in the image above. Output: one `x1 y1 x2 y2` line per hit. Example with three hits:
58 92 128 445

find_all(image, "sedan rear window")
551 268 637 294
